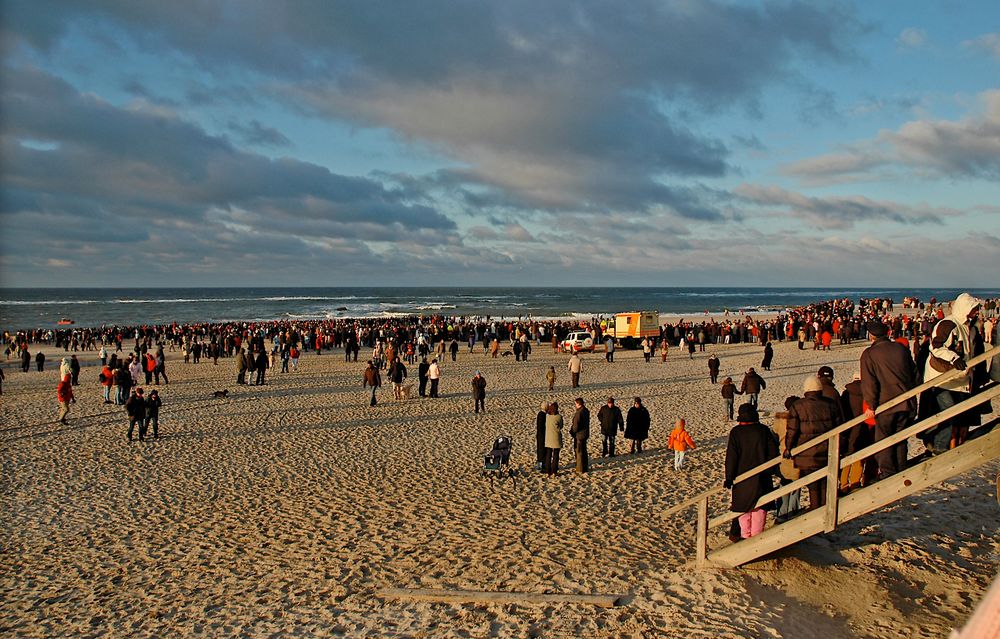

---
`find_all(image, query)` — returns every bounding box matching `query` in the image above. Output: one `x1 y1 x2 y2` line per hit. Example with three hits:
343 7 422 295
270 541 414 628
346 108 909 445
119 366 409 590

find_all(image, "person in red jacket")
56 374 75 424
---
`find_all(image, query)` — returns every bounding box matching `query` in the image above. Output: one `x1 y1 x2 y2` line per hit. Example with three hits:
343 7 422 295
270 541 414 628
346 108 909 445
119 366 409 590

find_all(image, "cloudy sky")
1 0 998 288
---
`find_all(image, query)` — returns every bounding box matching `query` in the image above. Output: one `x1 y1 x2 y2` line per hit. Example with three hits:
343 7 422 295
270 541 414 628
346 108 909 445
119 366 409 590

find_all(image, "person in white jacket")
924 293 985 451
428 358 442 398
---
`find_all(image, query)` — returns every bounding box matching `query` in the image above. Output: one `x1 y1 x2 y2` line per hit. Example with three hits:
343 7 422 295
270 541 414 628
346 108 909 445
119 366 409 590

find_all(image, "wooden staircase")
708 419 1000 567
666 344 1000 569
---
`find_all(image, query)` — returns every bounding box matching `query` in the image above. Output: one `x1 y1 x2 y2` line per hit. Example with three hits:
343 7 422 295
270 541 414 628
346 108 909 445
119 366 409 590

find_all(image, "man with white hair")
922 293 986 452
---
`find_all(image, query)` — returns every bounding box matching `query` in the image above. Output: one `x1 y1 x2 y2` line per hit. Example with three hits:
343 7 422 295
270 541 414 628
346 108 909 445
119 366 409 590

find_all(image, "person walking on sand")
100 361 114 403
125 387 147 442
568 352 582 388
35 350 45 372
721 376 740 421
20 347 30 373
428 358 441 398
362 360 381 407
471 370 486 413
56 373 75 424
661 338 669 363
253 348 269 386
668 418 697 470
235 347 248 384
708 353 720 383
604 335 615 363
598 396 624 457
544 402 564 477
641 337 652 363
570 397 590 473
740 367 766 408
625 397 650 454
389 358 408 400
724 403 779 540
546 365 556 391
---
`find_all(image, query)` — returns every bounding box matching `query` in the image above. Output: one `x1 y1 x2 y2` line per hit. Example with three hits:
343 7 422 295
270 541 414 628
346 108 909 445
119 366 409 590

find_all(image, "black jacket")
570 407 590 441
597 404 624 436
725 421 779 513
625 405 650 440
860 337 916 415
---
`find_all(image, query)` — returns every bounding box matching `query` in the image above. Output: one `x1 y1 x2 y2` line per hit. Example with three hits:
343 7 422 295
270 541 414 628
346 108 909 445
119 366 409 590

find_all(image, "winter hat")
803 375 824 393
866 320 888 337
817 366 834 378
737 403 758 422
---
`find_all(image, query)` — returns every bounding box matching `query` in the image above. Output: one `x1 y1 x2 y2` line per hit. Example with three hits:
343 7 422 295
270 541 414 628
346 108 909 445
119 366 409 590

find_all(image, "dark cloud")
2 0 858 217
226 119 291 148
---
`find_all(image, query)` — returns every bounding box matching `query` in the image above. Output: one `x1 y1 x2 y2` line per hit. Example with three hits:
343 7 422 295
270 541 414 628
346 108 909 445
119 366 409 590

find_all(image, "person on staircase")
724 403 779 540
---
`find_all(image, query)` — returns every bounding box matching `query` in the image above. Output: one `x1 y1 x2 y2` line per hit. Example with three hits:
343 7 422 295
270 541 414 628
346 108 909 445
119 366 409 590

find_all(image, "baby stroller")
482 435 515 487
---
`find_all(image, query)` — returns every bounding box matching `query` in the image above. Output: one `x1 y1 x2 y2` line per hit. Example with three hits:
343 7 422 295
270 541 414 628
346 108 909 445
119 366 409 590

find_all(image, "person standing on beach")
363 360 381 407
253 349 268 386
708 354 720 384
56 373 74 424
536 402 549 471
544 402 563 477
604 336 615 363
0 367 5 395
641 337 652 363
428 358 441 398
145 389 162 439
100 361 114 403
860 319 916 477
660 338 669 362
625 397 650 454
471 370 486 413
598 397 624 457
417 357 429 397
761 342 774 371
99 345 107 367
570 398 590 473
125 387 146 441
546 365 556 391
568 352 582 388
668 418 697 470
724 403 779 540
740 368 766 408
20 347 30 373
70 355 80 386
235 347 248 384
35 350 45 372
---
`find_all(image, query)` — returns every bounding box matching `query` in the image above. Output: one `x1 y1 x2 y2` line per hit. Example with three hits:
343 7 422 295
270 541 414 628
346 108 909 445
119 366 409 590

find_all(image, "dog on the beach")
212 389 229 399
501 351 513 357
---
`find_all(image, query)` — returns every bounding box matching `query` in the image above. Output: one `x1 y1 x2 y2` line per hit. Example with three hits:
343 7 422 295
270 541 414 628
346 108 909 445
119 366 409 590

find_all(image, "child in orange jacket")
668 418 697 470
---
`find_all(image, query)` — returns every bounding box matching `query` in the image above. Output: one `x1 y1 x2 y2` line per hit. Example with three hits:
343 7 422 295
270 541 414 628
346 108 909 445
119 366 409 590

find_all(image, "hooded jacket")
925 293 983 392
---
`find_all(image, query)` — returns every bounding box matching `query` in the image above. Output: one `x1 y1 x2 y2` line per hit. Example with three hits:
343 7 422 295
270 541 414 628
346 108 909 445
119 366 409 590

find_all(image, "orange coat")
56 375 74 403
668 427 696 452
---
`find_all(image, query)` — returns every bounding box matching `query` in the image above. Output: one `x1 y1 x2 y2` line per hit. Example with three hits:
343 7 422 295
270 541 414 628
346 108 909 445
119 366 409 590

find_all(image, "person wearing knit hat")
785 375 842 511
724 403 778 540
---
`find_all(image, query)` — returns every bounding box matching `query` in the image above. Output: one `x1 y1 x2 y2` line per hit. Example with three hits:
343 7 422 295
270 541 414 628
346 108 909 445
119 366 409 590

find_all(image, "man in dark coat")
761 342 774 371
740 367 766 407
471 371 486 413
535 402 549 471
125 387 147 442
569 397 590 473
35 350 46 372
253 349 269 386
724 403 779 539
785 376 841 510
597 396 624 457
708 354 720 383
860 320 916 477
417 357 430 398
625 397 650 454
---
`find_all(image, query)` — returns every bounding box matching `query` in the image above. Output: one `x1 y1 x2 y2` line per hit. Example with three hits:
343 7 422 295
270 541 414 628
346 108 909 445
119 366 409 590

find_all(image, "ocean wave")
0 299 100 305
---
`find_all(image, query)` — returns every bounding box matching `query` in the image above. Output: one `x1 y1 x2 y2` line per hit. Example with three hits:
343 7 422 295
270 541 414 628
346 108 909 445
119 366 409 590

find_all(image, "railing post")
696 496 708 567
824 434 840 532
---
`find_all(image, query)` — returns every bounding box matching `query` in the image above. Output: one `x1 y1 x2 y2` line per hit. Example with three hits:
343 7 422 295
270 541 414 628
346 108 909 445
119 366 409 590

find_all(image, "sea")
1 287 997 331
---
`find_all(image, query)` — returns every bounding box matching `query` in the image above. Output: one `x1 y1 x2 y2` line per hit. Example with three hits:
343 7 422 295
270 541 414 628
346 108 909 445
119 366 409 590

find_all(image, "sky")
1 0 998 288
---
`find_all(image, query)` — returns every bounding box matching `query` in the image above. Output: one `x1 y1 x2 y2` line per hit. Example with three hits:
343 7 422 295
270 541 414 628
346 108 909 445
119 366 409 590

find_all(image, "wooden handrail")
664 343 1000 518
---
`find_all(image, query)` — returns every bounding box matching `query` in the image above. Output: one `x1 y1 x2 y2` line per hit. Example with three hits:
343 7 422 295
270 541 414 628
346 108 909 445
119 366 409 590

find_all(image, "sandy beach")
2 337 997 638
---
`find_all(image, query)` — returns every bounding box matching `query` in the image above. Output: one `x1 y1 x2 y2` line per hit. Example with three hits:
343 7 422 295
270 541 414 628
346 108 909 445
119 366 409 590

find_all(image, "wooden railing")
665 343 1000 567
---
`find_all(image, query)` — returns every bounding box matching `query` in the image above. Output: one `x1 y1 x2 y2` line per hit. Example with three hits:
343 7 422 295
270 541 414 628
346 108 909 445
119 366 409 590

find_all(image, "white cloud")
963 33 1000 58
896 27 927 50
782 90 1000 182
